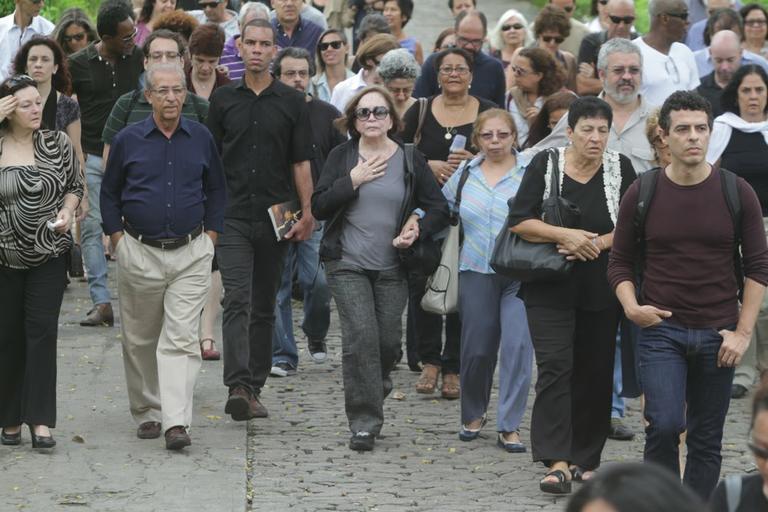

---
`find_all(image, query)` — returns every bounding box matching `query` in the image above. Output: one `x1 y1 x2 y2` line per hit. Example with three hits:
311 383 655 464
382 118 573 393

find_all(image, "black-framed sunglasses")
199 1 221 8
748 441 768 459
541 35 565 44
563 5 574 12
319 40 344 51
121 28 137 43
609 15 635 25
598 0 608 5
665 11 689 21
501 23 525 31
354 106 389 120
63 32 87 43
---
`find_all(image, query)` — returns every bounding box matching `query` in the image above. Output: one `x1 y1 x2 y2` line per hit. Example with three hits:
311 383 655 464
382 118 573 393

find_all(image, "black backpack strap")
123 88 142 126
190 94 206 123
452 160 471 217
413 97 428 146
720 168 745 299
632 168 661 289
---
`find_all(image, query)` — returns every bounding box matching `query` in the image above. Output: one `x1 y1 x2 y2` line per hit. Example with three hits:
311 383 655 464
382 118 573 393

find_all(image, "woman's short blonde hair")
471 108 518 150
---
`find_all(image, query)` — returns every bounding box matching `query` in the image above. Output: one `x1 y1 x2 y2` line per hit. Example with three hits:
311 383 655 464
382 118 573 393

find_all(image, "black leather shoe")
608 418 635 441
732 384 749 399
349 432 375 451
28 425 55 449
1 428 21 446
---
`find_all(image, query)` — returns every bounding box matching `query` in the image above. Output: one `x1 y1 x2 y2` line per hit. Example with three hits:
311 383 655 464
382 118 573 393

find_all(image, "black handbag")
490 149 581 282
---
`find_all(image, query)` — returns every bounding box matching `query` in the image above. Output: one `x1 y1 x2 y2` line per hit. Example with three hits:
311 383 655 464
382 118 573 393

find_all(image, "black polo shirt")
307 97 344 184
207 78 313 221
68 43 144 156
577 31 639 71
697 72 725 118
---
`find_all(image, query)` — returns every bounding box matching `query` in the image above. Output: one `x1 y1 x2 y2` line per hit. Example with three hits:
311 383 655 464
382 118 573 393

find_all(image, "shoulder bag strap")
414 97 428 146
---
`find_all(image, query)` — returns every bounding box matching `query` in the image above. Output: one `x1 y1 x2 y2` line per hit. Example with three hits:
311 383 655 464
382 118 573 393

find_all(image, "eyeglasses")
598 0 608 5
121 28 138 43
479 131 513 141
746 18 768 27
609 15 635 25
541 35 565 44
438 65 470 75
282 70 309 78
151 86 186 98
664 11 689 21
354 106 389 120
748 441 768 460
62 32 86 43
148 51 182 61
501 23 525 31
512 65 533 76
665 58 680 83
319 40 344 51
457 36 484 48
199 1 221 8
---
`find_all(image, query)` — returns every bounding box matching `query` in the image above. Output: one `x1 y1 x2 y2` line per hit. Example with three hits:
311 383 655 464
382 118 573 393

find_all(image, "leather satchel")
490 149 580 282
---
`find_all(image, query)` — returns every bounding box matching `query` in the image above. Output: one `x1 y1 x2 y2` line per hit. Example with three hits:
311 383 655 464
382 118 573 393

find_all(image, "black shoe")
608 418 635 441
1 428 21 446
349 432 375 451
732 384 749 399
28 425 55 449
308 338 327 363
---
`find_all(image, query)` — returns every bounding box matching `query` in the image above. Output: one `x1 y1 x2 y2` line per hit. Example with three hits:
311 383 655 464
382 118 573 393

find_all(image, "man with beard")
697 30 743 118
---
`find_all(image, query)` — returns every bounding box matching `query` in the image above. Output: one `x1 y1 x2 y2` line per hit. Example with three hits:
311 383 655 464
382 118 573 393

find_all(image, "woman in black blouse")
508 97 636 494
401 48 495 397
0 75 85 450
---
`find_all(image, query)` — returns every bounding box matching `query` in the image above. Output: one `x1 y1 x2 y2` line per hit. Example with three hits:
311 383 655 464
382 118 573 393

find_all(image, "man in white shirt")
0 0 55 82
190 0 240 39
634 0 700 106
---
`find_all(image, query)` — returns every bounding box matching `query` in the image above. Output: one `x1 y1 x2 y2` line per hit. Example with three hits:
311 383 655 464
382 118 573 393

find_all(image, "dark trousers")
218 219 288 396
325 260 408 435
639 320 735 499
0 256 67 428
526 305 620 470
407 273 461 374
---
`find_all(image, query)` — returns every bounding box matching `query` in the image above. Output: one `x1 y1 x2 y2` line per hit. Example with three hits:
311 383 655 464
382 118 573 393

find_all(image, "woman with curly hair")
506 47 567 148
529 4 577 92
136 0 179 46
52 8 98 56
378 48 420 118
153 9 200 44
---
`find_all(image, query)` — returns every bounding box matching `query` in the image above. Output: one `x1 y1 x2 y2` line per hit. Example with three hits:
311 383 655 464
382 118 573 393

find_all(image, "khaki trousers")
116 232 214 429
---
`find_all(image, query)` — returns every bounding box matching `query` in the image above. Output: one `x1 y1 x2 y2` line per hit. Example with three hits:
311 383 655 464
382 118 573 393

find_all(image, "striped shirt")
442 155 525 274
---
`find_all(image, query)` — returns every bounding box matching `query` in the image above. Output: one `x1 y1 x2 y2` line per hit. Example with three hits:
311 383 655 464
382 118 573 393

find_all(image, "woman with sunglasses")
530 5 577 92
0 75 85 450
135 0 178 46
742 4 768 60
312 85 448 451
53 8 98 56
489 9 532 72
311 29 354 103
401 47 496 397
443 108 533 452
507 47 567 148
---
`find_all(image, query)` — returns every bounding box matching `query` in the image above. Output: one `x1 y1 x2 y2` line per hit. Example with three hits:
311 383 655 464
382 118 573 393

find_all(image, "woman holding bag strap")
442 108 534 451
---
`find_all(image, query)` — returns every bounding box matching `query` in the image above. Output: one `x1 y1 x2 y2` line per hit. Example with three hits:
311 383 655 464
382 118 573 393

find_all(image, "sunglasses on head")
1 74 36 95
609 15 635 25
502 23 525 31
541 35 565 44
354 106 389 120
63 32 87 43
319 40 344 51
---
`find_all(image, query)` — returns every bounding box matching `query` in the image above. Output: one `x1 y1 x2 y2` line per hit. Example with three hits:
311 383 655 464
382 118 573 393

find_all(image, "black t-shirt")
308 98 345 184
721 129 768 215
697 73 725 118
710 474 768 512
400 95 497 161
508 149 637 310
577 31 639 75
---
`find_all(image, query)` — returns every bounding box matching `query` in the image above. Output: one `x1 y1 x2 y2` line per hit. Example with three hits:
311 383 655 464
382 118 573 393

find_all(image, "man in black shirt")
68 0 144 328
697 30 742 119
207 19 314 420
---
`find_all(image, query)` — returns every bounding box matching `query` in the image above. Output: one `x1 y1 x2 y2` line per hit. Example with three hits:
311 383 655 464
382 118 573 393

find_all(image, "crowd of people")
1 0 768 508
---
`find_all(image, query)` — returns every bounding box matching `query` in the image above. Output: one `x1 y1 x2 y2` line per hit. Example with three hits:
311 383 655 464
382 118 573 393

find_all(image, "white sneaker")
270 365 288 377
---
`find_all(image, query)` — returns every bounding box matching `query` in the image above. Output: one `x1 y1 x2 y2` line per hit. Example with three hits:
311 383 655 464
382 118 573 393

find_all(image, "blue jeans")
638 320 735 499
611 334 624 418
271 228 331 368
82 154 111 306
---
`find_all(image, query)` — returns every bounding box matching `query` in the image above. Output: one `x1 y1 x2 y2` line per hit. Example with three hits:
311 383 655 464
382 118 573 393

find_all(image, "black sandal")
540 469 572 494
570 465 595 483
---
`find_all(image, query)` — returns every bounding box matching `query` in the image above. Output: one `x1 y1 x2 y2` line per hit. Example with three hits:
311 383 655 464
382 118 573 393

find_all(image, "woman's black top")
720 129 768 215
710 474 768 512
508 149 637 310
400 95 497 161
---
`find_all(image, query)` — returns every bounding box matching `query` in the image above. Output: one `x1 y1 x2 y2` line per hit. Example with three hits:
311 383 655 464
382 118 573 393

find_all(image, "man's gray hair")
239 1 270 26
144 63 187 92
597 37 644 72
377 48 421 82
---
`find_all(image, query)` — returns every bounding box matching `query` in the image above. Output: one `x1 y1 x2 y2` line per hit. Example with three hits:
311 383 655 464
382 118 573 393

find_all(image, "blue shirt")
273 17 324 55
101 115 227 239
414 51 506 107
442 155 525 274
693 48 768 77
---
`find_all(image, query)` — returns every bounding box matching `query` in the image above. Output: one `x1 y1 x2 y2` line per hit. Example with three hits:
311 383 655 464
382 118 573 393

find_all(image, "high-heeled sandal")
28 425 55 449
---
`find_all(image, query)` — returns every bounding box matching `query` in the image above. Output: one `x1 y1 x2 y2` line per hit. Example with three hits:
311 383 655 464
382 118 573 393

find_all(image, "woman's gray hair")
489 9 533 51
377 48 421 83
596 37 643 73
239 1 270 26
144 63 187 92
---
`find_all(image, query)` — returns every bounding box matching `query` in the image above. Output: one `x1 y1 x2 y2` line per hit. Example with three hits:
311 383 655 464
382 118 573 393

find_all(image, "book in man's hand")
268 199 303 241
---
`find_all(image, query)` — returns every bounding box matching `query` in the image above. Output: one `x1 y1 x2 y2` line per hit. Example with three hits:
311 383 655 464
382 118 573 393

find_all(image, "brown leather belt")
124 224 203 250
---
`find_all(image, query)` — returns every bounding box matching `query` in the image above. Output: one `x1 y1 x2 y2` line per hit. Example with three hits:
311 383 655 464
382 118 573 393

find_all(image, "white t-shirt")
634 38 700 107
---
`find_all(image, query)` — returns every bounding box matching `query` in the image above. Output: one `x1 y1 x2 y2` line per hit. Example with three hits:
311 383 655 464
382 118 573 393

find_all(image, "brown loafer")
415 364 440 394
137 421 161 439
249 394 268 418
165 426 191 450
441 372 460 400
225 387 252 421
80 303 114 327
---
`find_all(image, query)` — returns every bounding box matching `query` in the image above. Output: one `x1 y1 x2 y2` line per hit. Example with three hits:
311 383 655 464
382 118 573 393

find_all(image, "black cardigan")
311 138 450 262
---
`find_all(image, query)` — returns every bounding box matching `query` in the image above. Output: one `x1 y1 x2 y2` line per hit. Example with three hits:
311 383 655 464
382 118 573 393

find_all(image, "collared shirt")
693 48 768 78
330 69 367 112
272 17 324 54
101 116 226 239
68 43 144 156
311 69 355 103
0 12 55 82
441 155 526 274
207 78 313 221
220 35 246 81
634 38 700 107
697 72 725 118
599 92 655 174
414 50 506 107
102 89 210 146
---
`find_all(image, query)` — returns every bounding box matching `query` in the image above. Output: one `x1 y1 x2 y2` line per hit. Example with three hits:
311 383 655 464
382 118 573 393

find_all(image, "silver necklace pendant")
444 132 453 140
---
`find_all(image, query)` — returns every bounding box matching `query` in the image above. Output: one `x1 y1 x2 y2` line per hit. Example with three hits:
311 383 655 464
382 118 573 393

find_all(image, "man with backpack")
607 90 768 499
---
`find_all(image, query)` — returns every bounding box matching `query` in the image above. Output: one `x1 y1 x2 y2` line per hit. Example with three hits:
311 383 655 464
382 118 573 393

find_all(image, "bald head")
708 0 735 13
649 0 686 18
710 30 742 87
606 0 636 39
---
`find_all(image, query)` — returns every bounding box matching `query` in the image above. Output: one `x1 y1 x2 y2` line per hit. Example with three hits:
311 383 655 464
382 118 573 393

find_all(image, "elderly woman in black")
0 75 84 450
312 86 448 452
508 97 636 493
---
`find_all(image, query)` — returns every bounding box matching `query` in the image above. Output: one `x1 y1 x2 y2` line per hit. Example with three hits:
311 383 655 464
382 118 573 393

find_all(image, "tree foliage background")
0 0 101 23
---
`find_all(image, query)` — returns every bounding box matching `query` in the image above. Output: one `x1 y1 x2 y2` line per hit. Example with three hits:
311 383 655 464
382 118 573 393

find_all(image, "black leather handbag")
490 149 581 282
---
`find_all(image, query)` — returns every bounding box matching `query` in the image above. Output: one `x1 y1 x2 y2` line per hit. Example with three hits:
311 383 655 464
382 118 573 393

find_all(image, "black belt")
124 224 203 250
